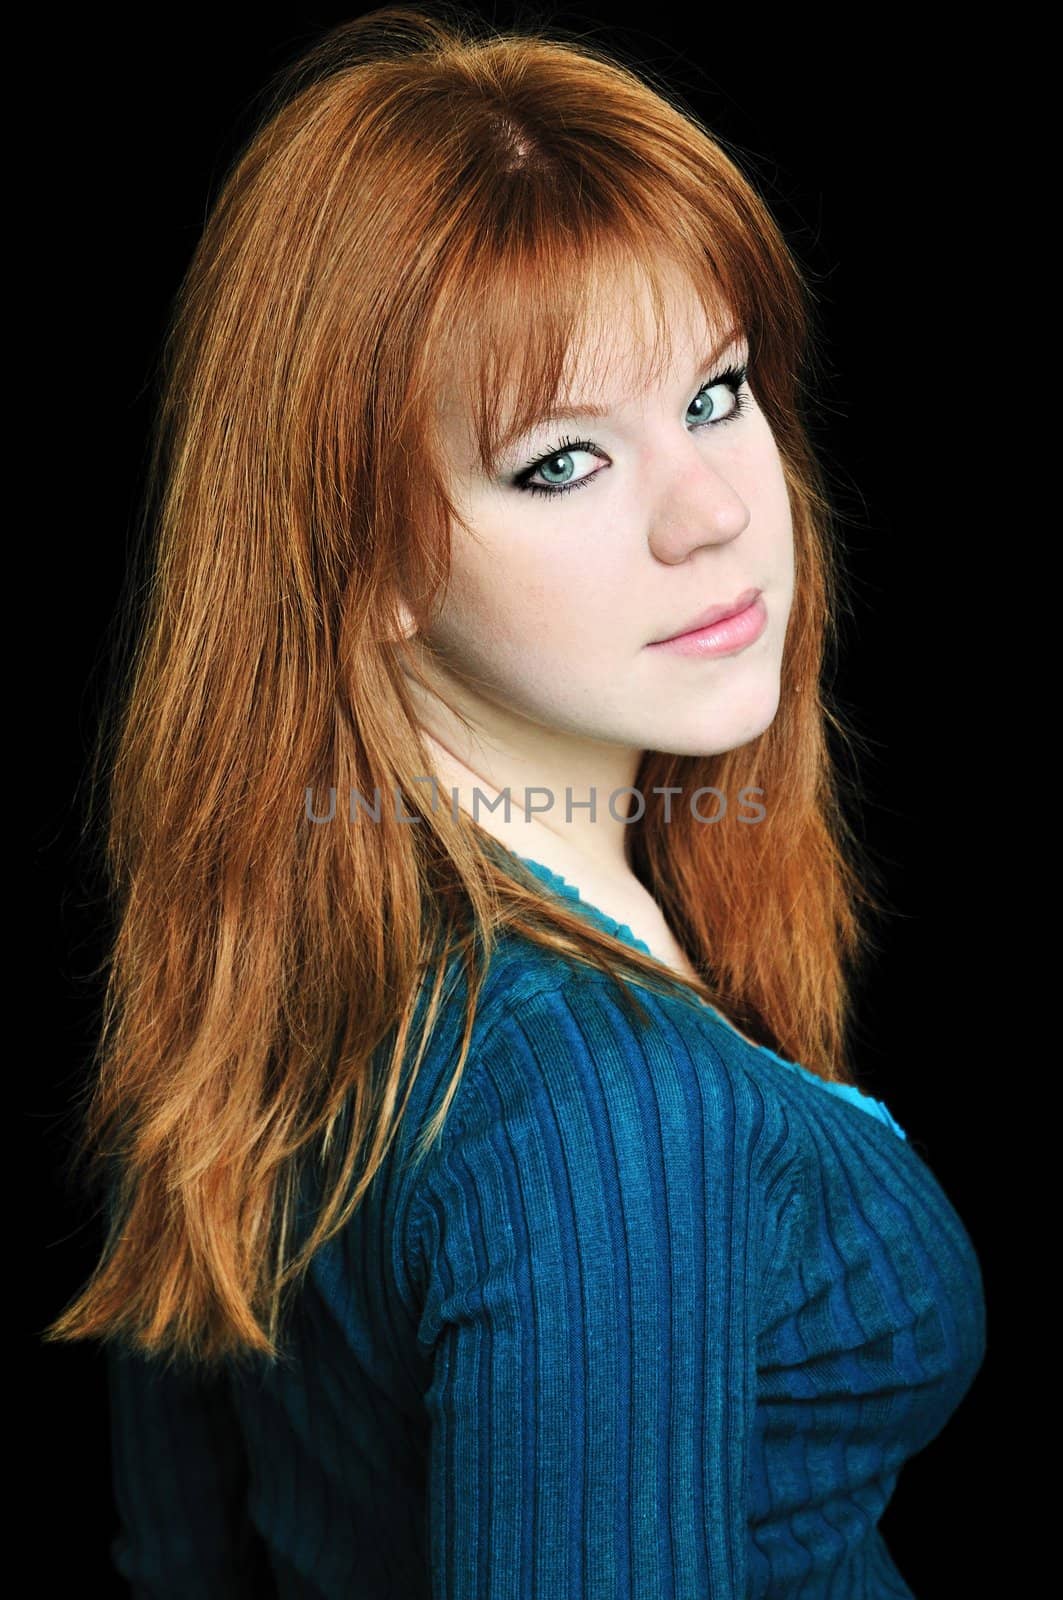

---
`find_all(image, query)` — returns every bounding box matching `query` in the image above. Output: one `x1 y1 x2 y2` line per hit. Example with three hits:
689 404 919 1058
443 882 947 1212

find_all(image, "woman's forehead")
518 266 733 387
451 286 736 458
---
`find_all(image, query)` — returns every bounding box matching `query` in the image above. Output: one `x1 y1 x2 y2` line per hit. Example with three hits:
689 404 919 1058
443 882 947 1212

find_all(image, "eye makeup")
510 361 751 499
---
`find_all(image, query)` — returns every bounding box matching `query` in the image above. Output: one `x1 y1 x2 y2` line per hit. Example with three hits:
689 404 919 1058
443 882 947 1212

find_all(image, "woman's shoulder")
394 932 797 1222
390 949 807 1342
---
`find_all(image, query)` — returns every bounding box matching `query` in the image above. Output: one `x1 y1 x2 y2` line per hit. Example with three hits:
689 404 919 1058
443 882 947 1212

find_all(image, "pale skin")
396 265 795 1029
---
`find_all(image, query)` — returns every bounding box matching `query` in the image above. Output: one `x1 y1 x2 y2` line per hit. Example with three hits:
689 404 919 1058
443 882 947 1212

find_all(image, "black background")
35 5 1015 1591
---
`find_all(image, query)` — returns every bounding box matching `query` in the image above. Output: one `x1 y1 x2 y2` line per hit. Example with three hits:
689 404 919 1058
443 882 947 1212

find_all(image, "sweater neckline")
513 852 907 1143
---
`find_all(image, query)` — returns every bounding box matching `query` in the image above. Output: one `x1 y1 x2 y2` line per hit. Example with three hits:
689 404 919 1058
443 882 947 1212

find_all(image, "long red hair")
44 5 889 1369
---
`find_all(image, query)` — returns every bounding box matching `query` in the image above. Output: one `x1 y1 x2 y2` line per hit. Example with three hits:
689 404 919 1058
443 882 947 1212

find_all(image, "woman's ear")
397 600 422 641
375 599 419 645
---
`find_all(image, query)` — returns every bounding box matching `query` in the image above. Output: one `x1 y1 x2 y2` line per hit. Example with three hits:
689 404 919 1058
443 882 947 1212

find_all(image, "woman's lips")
645 592 767 658
649 587 762 644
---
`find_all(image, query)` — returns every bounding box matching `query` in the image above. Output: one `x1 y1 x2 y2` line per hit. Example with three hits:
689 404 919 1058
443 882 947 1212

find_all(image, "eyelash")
512 363 751 499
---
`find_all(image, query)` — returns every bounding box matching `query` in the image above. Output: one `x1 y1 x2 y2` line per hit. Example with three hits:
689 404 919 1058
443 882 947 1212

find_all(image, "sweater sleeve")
106 1339 275 1599
412 977 775 1600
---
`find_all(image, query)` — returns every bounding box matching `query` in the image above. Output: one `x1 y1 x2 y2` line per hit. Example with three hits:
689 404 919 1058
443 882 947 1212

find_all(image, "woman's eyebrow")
510 324 746 439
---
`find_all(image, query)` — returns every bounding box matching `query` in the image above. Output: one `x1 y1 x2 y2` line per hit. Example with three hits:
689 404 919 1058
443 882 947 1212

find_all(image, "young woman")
46 8 986 1596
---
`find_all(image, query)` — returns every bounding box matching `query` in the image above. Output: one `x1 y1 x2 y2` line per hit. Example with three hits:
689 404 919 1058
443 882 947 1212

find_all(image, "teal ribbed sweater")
107 854 986 1597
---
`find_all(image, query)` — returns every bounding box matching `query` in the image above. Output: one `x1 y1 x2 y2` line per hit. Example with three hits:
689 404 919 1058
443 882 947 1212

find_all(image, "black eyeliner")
511 362 751 498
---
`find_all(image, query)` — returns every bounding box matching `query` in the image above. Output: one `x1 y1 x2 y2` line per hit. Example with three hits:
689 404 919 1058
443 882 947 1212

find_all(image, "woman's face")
404 269 795 778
